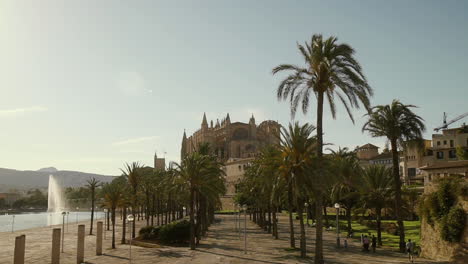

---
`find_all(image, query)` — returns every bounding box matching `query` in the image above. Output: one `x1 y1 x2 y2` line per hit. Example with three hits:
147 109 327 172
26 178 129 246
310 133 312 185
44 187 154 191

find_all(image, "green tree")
273 34 372 263
456 146 468 160
329 147 361 236
279 122 317 257
121 162 143 238
360 165 393 246
362 100 425 251
102 181 123 249
86 177 101 235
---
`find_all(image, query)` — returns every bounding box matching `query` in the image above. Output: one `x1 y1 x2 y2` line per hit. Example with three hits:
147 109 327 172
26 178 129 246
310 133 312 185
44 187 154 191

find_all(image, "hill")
0 167 116 192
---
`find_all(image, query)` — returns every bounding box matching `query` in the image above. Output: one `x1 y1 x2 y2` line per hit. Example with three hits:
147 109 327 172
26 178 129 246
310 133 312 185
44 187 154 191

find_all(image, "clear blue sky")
1 0 467 175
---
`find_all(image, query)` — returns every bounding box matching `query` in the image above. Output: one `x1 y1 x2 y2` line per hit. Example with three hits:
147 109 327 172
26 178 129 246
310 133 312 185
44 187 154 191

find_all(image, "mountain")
37 167 59 173
0 167 117 192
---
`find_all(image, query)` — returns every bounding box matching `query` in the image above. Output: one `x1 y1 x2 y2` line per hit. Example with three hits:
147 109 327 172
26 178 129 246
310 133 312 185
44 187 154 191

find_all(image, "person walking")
371 235 377 253
344 238 348 249
363 235 370 252
406 239 414 263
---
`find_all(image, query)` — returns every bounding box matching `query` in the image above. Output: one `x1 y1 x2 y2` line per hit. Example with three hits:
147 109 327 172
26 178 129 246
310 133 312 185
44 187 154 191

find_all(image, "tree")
279 122 317 257
362 99 425 252
360 165 393 246
329 147 362 236
273 34 372 263
86 177 101 235
173 143 225 250
102 182 123 249
121 162 143 238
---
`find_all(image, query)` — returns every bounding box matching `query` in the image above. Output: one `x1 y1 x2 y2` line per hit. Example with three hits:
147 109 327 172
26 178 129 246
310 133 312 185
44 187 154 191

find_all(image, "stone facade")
181 113 280 209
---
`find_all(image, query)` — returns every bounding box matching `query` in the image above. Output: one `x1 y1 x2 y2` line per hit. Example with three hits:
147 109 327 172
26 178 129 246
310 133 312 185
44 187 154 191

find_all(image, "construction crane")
434 112 468 132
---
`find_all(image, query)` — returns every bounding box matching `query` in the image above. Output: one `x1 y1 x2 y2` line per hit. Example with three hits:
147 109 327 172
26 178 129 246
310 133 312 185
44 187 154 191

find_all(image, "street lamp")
76 207 79 223
61 211 66 252
182 206 186 217
11 215 15 233
334 203 340 248
242 204 247 254
104 209 108 240
126 214 135 264
66 212 69 232
304 202 309 227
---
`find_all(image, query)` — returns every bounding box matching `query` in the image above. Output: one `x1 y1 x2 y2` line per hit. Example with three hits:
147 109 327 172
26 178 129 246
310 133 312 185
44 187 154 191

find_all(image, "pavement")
0 213 448 264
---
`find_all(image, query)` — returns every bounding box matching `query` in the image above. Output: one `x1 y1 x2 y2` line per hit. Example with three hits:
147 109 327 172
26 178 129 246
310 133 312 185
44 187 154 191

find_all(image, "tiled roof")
358 143 379 149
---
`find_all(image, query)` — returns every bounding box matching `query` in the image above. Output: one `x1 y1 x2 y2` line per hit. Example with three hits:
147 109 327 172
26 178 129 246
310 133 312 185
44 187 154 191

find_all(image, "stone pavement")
0 214 448 264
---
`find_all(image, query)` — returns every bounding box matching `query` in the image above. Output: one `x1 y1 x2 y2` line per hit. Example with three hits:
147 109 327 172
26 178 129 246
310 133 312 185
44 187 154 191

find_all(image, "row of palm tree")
99 143 226 250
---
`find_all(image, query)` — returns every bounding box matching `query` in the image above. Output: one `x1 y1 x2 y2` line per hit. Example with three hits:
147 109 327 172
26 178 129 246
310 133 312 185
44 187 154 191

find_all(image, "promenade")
0 214 447 264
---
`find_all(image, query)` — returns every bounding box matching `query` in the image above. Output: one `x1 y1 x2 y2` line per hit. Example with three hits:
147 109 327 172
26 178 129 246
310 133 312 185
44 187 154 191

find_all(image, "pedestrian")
344 238 348 249
406 239 414 263
360 233 364 244
371 235 377 253
363 235 370 252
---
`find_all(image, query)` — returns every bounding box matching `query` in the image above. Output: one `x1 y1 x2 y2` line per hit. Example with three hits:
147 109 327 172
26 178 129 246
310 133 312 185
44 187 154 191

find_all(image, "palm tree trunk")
288 183 296 248
391 139 405 252
111 208 116 249
90 189 95 235
268 204 272 234
347 207 352 237
298 201 307 258
323 206 329 227
314 90 324 264
121 207 127 244
272 209 278 239
376 207 382 246
189 187 196 250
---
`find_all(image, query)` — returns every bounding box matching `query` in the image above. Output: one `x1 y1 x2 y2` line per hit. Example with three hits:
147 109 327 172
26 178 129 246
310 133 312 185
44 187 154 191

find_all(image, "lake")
0 211 105 232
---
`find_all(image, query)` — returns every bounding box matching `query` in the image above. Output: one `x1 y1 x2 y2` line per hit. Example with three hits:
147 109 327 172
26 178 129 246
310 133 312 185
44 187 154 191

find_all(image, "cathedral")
181 113 281 209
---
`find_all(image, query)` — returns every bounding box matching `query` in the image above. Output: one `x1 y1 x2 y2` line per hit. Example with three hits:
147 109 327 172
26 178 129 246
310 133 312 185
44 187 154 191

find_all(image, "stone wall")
420 182 468 263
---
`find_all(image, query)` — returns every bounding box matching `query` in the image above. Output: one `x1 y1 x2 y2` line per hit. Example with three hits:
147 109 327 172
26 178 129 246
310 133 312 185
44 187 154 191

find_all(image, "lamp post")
11 215 15 233
76 207 79 223
304 202 309 227
126 214 134 264
104 209 108 240
182 206 186 217
242 205 247 254
66 212 69 232
334 203 340 248
61 211 66 252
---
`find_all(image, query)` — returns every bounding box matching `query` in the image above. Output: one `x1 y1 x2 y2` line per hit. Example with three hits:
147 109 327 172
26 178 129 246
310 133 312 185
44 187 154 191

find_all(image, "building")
181 113 281 209
399 139 434 184
153 153 166 171
356 143 393 168
431 125 468 162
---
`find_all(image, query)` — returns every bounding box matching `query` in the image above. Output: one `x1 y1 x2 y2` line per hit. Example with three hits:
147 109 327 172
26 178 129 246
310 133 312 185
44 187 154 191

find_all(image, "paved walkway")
0 214 447 264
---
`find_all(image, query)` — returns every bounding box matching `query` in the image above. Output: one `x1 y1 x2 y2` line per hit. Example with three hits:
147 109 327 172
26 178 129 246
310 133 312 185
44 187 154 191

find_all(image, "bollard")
77 225 85 264
14 234 26 264
52 228 61 264
96 221 103 255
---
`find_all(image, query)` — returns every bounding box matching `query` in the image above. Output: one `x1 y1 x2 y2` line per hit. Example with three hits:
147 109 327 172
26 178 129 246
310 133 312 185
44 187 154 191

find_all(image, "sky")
0 0 467 175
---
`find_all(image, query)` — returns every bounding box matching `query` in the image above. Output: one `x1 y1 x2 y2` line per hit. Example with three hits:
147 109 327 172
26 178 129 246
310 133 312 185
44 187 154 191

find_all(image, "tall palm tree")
121 162 143 238
102 182 123 249
362 99 425 251
173 148 225 250
279 122 317 257
273 34 372 263
329 147 362 236
360 165 393 246
86 177 101 235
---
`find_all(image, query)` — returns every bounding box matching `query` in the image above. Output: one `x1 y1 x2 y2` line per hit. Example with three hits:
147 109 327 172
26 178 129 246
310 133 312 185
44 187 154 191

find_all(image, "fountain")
47 174 67 212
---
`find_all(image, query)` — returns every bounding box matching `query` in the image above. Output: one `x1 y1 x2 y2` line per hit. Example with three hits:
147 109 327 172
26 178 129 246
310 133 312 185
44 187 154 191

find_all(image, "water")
0 211 105 233
48 174 66 212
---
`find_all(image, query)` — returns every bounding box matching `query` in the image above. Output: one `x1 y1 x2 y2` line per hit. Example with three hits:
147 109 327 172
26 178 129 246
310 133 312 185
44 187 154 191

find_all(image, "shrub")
158 220 190 244
441 207 466 242
139 226 160 240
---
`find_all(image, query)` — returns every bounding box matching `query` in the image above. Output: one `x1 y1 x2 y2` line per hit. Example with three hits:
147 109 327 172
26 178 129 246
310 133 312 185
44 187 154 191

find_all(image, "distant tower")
154 152 166 171
181 130 187 161
249 114 256 138
225 113 231 126
201 112 208 131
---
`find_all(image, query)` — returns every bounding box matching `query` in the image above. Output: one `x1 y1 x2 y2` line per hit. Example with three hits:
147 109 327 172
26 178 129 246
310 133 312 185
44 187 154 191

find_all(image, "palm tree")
362 99 425 251
173 147 225 250
329 147 362 236
273 34 372 263
279 122 317 257
86 177 101 235
360 165 393 246
102 182 123 249
121 162 143 238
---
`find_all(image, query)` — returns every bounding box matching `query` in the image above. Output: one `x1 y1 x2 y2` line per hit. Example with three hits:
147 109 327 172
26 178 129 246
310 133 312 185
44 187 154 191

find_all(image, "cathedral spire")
226 113 231 125
249 113 255 124
201 112 208 130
